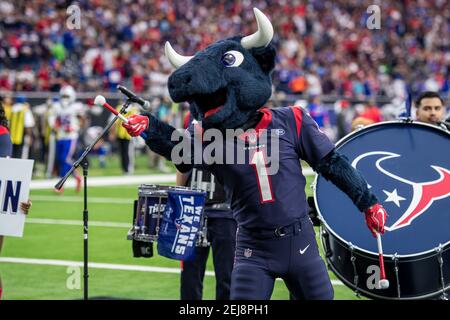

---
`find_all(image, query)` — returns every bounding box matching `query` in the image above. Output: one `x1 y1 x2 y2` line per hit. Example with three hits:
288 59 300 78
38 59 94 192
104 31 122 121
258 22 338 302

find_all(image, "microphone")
94 95 148 140
117 85 150 110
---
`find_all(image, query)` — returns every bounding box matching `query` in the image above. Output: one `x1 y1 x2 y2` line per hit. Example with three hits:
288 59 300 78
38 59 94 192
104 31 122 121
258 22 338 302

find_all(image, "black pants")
180 217 237 300
118 139 130 173
12 143 23 159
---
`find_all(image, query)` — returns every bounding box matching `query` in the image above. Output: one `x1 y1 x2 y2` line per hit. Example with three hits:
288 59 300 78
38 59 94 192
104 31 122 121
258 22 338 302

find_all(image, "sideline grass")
1 175 363 300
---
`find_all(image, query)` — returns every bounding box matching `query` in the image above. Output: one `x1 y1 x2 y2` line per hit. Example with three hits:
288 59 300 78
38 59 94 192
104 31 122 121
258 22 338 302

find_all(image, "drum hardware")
128 199 142 240
196 169 203 190
436 244 448 300
141 196 149 237
349 243 361 298
392 253 401 299
196 216 210 248
155 196 162 236
190 168 218 200
192 179 215 198
321 228 332 259
134 199 143 234
307 196 321 227
209 203 231 210
400 117 414 124
209 175 216 200
437 121 450 131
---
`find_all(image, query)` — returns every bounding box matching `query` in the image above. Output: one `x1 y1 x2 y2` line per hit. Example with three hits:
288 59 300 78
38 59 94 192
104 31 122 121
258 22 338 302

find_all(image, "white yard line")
30 174 177 190
0 257 343 286
30 169 315 190
26 218 130 228
31 195 132 204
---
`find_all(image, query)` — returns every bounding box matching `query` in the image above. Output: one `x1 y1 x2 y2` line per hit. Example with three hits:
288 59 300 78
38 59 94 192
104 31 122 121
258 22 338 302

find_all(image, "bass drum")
314 121 450 300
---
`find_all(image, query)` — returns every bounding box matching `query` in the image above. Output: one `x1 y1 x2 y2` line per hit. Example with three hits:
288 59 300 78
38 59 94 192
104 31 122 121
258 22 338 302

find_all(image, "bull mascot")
123 8 388 300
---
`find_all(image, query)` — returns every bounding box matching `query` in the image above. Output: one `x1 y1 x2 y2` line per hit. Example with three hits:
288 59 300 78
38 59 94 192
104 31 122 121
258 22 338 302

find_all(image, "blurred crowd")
0 0 449 102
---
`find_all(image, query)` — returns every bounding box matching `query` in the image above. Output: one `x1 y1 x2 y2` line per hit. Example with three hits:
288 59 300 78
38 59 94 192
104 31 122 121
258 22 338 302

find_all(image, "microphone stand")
55 99 133 300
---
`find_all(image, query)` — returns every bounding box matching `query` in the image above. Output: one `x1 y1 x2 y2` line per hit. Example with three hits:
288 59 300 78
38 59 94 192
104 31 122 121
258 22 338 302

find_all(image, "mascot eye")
221 51 244 67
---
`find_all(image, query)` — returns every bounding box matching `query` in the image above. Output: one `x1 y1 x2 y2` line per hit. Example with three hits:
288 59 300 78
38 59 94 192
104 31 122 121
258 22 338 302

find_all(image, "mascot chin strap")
316 150 378 212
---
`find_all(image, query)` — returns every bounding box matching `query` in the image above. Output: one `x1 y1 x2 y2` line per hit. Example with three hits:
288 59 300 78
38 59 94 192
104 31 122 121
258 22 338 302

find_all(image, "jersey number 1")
250 149 274 203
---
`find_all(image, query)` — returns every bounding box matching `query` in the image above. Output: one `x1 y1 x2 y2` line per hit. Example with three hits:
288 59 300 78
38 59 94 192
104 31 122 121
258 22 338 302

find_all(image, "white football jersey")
50 101 85 140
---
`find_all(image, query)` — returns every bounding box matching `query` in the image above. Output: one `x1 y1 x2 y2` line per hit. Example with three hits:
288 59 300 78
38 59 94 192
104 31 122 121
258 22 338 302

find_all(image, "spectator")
415 91 447 126
7 94 35 159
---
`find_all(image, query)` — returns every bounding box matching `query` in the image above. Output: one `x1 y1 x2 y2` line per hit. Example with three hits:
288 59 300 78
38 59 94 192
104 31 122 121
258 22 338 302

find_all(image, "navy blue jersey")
0 126 12 157
187 107 334 229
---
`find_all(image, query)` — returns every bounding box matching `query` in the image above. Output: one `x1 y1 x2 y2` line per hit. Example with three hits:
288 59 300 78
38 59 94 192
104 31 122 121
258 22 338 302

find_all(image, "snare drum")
128 184 207 260
314 121 450 300
128 185 169 243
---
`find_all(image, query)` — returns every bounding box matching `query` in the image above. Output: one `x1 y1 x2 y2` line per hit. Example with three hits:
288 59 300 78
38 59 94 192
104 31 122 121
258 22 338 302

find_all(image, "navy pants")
180 217 237 300
56 139 78 177
231 216 334 300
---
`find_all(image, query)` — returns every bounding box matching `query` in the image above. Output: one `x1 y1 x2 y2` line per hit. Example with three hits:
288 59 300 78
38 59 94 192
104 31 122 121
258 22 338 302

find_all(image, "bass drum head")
316 121 450 257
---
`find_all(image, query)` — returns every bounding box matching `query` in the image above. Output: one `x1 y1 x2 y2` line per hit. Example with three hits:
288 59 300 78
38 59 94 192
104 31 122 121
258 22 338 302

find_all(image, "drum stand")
55 99 134 300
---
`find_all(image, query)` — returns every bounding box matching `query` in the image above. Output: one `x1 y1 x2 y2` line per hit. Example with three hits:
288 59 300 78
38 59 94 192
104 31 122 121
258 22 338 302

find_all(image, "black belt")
239 219 303 240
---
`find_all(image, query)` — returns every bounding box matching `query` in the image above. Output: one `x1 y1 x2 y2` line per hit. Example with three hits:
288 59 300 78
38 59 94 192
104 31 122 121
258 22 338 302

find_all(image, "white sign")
0 158 34 237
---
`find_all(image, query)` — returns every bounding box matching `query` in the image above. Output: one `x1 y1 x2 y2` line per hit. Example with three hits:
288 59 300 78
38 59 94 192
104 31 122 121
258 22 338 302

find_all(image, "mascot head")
165 8 276 129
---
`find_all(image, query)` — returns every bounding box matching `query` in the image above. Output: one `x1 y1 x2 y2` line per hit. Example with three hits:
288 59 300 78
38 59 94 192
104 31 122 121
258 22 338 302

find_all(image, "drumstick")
376 232 389 289
94 95 148 139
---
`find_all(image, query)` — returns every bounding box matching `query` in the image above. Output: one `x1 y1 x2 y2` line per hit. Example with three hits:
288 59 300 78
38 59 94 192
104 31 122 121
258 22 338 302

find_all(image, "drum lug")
435 244 447 299
127 227 135 240
349 242 360 297
321 229 333 258
400 117 414 124
391 253 401 299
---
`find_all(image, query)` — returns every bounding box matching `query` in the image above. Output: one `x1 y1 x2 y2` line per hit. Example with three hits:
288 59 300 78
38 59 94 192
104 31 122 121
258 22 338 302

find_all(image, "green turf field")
32 153 177 179
0 169 365 300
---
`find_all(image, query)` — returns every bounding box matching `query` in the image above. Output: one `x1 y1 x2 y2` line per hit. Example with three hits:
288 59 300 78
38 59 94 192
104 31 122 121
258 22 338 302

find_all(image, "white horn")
241 8 274 50
165 41 194 69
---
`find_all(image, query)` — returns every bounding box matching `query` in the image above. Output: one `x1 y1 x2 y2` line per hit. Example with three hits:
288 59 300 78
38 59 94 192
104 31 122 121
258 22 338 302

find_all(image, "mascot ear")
250 44 276 74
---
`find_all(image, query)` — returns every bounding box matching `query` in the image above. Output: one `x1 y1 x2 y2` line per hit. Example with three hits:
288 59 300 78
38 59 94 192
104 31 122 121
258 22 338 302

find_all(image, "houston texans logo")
352 151 450 231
